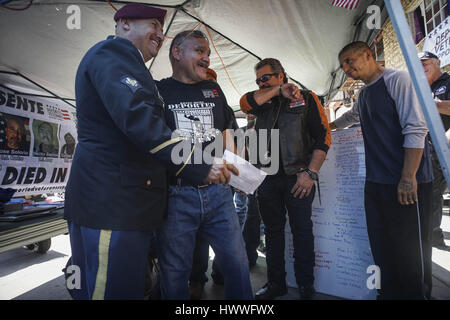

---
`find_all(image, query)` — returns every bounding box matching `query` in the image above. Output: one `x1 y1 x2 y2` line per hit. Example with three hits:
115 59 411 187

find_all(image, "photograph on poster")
59 131 76 159
0 112 31 156
32 120 59 158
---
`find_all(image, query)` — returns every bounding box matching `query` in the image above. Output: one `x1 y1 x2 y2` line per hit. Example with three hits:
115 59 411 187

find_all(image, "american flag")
332 0 360 10
61 109 71 120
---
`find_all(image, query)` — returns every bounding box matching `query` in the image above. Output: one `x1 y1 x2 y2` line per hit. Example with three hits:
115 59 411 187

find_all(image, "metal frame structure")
0 70 76 108
385 0 450 185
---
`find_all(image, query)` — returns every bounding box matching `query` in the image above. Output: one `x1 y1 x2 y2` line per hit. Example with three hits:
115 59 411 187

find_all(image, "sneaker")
255 282 287 300
189 281 205 300
298 285 315 300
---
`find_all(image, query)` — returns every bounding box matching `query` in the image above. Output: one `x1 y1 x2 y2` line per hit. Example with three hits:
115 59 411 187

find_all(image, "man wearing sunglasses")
240 58 331 300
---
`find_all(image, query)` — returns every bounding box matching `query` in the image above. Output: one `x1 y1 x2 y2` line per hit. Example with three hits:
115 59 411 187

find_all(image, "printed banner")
423 16 450 67
0 87 77 196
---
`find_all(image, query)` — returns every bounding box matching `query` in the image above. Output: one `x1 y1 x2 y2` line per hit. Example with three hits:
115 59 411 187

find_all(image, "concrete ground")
1 211 450 300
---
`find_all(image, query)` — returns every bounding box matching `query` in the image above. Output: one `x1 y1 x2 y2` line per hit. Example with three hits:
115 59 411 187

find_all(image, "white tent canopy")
0 0 386 110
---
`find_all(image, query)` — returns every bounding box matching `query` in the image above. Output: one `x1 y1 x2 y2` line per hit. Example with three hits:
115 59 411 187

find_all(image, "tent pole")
0 83 75 101
325 71 337 104
0 71 76 108
178 8 309 90
87 0 180 9
385 0 450 186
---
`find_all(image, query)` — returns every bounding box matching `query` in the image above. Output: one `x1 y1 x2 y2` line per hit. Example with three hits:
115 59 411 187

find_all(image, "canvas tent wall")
0 0 384 110
0 0 447 182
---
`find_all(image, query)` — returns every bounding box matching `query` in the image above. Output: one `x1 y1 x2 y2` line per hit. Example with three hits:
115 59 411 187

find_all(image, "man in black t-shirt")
419 51 450 248
155 30 252 300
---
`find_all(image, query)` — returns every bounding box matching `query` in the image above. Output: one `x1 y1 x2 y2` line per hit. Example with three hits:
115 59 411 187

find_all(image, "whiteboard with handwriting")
285 126 377 300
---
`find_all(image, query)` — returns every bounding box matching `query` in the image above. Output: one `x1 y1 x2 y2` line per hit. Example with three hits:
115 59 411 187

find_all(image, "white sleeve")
333 95 360 128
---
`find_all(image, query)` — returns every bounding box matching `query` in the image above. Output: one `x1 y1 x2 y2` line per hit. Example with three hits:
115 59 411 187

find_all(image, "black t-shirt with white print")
156 77 237 164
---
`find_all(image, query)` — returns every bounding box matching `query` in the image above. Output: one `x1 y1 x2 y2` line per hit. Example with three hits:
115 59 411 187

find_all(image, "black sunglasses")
255 73 278 85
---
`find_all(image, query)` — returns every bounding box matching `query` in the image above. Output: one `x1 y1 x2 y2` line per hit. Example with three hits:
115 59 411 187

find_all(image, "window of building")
423 0 449 35
413 6 426 43
370 31 384 61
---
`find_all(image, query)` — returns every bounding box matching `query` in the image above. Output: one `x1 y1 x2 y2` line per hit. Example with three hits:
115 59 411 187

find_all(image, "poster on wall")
423 16 450 67
0 87 77 196
285 127 377 300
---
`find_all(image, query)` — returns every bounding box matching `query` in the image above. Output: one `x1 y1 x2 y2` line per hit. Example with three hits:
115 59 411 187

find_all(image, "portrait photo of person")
32 120 59 157
60 132 76 158
0 112 31 155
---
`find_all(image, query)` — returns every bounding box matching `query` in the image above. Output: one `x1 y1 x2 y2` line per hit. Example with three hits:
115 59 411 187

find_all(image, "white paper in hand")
222 150 267 194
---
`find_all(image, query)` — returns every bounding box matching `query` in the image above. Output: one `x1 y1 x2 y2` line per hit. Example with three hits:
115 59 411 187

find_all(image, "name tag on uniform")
435 86 446 96
289 98 306 108
121 76 142 93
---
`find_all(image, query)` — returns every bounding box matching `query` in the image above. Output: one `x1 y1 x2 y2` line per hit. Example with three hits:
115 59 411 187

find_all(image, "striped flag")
61 109 71 120
332 0 360 10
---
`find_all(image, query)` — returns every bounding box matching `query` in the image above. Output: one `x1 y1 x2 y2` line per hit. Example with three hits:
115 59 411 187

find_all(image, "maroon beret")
114 3 166 26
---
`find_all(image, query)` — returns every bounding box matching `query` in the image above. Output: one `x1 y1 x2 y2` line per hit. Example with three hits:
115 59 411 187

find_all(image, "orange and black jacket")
240 89 331 175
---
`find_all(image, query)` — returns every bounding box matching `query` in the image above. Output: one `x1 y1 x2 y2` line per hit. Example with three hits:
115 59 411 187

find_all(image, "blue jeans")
189 232 210 284
257 171 315 287
157 184 253 300
234 192 248 228
190 191 249 284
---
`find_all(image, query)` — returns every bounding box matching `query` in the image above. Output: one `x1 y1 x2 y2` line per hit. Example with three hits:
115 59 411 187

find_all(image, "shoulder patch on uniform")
435 86 446 96
120 76 142 93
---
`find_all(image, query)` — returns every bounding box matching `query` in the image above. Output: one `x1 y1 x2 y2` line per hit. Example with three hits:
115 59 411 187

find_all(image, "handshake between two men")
203 160 239 185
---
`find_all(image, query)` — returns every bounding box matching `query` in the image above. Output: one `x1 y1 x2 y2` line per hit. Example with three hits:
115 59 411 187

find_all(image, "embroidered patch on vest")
289 98 306 108
120 76 142 93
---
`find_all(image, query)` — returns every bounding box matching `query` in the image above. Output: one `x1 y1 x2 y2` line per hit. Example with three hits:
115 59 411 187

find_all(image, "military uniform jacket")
64 36 210 231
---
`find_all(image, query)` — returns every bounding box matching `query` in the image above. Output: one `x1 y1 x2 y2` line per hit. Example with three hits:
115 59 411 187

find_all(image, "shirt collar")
137 49 145 63
108 35 145 63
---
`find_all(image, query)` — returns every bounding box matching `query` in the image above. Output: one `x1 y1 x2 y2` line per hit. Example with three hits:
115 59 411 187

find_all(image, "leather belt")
169 177 210 188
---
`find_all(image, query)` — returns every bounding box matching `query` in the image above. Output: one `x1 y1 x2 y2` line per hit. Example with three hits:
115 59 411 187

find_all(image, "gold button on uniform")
146 179 151 186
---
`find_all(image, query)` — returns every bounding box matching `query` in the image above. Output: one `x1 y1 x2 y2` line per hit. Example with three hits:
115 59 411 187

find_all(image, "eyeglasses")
175 30 209 49
255 73 278 85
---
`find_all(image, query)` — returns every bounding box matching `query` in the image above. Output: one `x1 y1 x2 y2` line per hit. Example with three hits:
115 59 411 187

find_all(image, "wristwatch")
298 168 318 181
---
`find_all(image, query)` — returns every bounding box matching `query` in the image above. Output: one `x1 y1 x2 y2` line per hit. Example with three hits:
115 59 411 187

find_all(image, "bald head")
338 41 383 84
338 41 373 60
